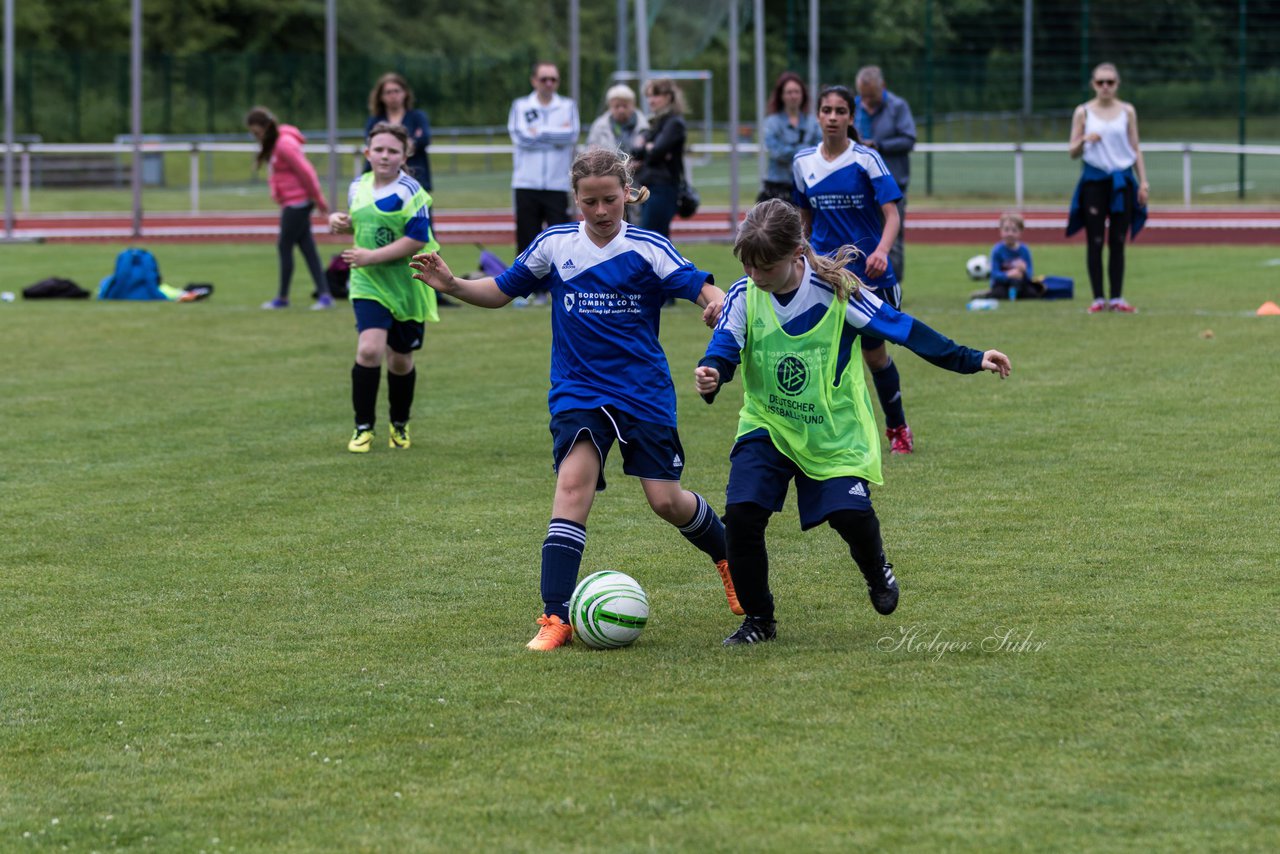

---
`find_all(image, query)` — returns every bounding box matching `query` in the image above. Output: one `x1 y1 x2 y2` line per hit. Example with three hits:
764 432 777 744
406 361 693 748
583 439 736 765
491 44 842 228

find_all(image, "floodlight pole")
1238 0 1247 200
3 0 14 239
634 0 650 98
808 0 819 107
728 0 740 234
1022 0 1033 118
569 0 581 114
753 0 766 188
130 0 142 238
325 0 339 211
616 0 629 75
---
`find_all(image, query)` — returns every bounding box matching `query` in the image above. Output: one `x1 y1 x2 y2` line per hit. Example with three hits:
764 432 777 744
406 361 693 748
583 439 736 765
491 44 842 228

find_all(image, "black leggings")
723 502 885 620
1078 180 1131 301
277 203 328 300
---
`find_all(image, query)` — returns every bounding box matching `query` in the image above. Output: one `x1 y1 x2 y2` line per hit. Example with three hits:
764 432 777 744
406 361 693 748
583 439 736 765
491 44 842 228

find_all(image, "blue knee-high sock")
871 355 907 429
677 492 727 564
541 518 586 620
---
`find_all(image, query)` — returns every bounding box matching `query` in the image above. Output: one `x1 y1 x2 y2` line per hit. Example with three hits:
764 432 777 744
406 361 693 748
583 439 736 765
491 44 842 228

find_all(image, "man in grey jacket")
855 66 917 284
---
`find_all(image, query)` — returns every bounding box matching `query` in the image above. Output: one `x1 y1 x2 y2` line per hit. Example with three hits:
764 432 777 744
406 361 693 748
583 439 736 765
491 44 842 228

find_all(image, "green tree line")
10 0 1280 141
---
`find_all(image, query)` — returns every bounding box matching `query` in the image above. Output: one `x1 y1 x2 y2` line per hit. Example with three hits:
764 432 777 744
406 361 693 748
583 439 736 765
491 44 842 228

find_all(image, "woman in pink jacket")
245 107 334 310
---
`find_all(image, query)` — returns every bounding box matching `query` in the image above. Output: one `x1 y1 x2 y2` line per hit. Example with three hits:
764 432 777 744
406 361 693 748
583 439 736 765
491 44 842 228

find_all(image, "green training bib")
347 173 440 323
738 283 883 484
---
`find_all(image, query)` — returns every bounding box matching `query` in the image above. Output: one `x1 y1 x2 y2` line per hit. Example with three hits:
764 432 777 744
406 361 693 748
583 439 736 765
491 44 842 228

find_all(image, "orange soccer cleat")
526 614 573 651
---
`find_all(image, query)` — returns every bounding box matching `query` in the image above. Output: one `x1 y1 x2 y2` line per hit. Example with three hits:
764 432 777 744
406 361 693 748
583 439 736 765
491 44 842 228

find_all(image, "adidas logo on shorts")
672 454 683 468
848 482 867 497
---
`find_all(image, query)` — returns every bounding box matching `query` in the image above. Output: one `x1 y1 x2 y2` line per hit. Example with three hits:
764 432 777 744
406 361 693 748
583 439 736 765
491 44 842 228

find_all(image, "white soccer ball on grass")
966 254 991 280
569 571 649 649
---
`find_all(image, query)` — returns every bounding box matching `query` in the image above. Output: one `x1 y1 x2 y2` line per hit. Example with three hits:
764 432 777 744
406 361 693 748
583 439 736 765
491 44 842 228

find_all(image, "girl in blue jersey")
695 199 1011 645
410 147 737 651
792 85 916 455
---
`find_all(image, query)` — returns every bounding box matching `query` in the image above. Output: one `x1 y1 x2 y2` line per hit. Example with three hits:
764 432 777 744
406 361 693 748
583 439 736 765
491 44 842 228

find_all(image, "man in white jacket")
508 62 581 264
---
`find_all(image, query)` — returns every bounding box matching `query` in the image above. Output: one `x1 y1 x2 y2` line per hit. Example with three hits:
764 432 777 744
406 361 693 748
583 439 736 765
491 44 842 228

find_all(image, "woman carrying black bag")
633 78 688 238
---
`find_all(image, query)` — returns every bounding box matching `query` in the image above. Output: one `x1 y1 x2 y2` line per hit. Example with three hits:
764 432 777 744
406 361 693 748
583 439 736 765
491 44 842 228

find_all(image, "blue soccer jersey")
496 221 712 426
990 242 1034 287
792 143 903 288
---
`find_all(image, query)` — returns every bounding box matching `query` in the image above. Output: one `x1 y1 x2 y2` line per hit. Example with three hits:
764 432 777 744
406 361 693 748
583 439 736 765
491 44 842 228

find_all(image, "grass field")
2 240 1277 851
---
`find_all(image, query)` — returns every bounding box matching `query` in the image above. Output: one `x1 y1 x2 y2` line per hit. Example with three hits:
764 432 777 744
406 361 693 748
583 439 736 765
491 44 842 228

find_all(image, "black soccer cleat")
723 615 778 646
865 560 900 615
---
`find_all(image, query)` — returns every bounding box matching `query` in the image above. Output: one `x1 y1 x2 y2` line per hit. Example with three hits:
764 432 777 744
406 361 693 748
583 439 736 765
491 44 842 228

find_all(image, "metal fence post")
1014 144 1024 208
189 143 199 213
1182 144 1192 208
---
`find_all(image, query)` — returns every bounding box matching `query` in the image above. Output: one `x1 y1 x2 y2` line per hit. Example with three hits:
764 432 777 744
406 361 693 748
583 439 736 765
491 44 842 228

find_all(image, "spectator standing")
364 73 433 190
759 72 820 202
633 78 688 238
245 106 333 310
586 83 649 154
1067 62 1149 314
854 66 916 284
587 84 649 225
508 61 580 260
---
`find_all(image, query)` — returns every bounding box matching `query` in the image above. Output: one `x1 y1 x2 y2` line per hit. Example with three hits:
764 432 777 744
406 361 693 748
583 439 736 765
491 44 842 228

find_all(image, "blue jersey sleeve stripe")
715 278 750 333
807 272 835 296
854 143 892 176
516 223 579 264
624 229 685 267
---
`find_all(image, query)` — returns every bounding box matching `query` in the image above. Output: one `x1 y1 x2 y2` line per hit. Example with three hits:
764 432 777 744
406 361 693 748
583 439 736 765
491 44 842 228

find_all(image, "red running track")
7 207 1280 245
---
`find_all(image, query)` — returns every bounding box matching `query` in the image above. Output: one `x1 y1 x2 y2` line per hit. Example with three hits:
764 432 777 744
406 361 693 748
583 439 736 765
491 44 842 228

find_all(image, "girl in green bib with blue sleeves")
696 199 1011 646
329 122 439 453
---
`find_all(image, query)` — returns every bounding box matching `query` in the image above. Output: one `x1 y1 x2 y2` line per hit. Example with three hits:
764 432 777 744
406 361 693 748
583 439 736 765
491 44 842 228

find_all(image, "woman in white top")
1067 63 1149 313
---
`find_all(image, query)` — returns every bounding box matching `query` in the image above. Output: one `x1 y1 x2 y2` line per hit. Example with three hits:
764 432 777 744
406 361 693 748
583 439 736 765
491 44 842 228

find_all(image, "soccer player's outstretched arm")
409 252 512 308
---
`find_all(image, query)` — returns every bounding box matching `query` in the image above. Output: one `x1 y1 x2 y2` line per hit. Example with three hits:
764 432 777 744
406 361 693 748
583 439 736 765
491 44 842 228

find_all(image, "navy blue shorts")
352 298 425 354
860 283 901 350
725 434 872 530
550 407 685 492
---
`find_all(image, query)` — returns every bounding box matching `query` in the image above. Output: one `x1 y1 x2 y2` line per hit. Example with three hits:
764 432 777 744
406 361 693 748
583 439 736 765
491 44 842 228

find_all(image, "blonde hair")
998 212 1024 230
605 84 637 105
570 147 650 206
733 199 864 302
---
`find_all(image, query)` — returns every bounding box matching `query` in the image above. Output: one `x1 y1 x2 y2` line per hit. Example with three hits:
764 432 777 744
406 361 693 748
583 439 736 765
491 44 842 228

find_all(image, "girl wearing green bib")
329 123 439 453
697 200 1011 645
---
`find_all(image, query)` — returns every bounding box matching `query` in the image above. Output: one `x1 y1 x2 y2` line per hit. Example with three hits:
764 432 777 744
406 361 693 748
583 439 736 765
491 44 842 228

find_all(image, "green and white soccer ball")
569 570 649 649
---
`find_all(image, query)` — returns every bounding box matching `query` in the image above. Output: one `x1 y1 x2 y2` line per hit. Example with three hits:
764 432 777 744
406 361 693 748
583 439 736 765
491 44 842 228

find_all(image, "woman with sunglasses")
1067 63 1149 314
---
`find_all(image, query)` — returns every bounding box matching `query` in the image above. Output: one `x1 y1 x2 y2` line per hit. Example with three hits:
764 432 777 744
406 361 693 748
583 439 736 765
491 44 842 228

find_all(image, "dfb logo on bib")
775 354 809 396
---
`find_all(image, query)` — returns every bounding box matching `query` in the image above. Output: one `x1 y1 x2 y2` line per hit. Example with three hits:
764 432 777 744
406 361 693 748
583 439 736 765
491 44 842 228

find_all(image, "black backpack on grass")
23 277 90 299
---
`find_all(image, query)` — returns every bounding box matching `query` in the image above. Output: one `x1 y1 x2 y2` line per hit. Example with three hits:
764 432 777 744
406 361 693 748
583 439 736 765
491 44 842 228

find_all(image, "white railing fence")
2 140 1277 215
